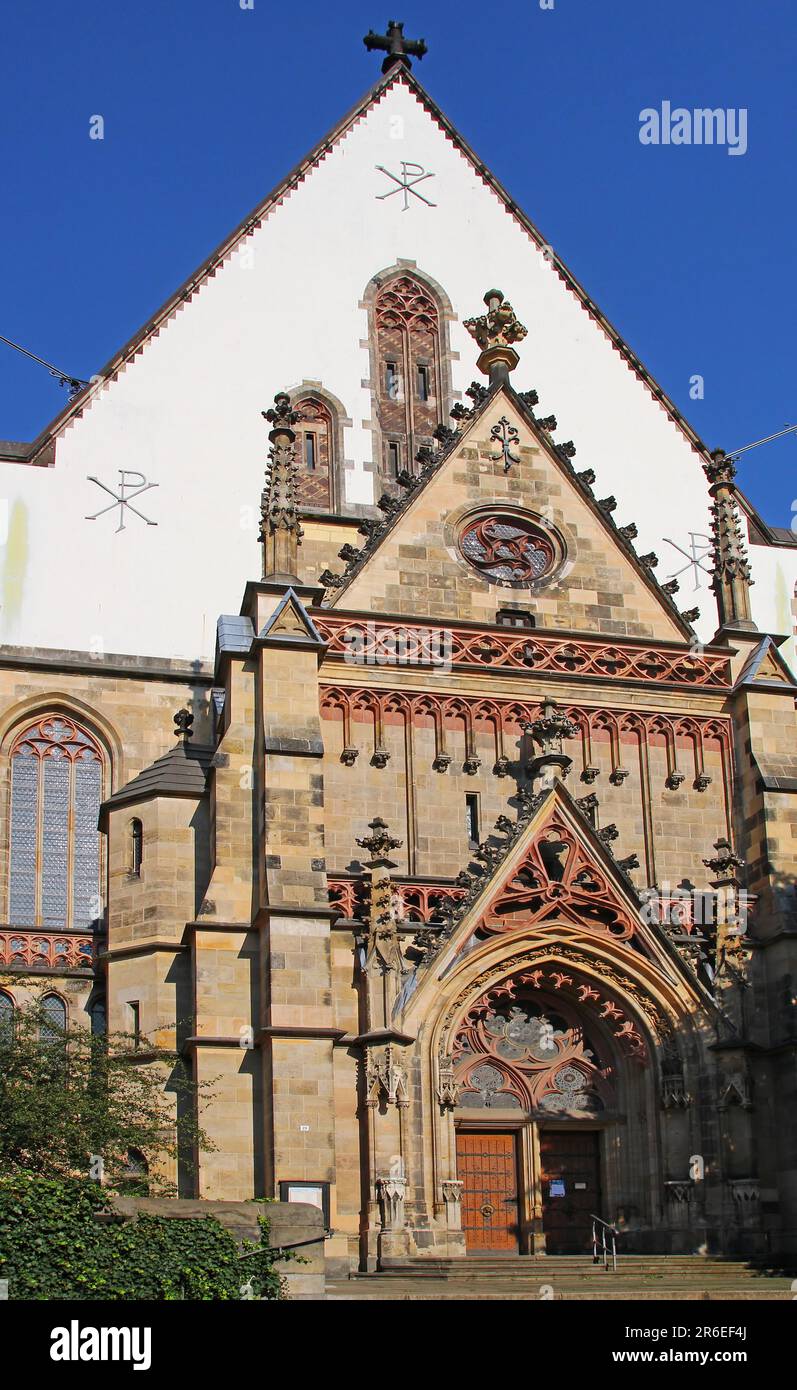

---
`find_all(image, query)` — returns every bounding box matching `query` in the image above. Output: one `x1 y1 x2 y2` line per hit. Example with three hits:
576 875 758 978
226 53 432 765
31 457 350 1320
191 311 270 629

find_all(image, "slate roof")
99 740 214 819
733 635 797 691
215 614 255 668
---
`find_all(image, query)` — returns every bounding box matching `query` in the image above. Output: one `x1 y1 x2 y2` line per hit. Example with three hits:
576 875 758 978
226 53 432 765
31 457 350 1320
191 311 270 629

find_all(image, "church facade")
1 30 797 1273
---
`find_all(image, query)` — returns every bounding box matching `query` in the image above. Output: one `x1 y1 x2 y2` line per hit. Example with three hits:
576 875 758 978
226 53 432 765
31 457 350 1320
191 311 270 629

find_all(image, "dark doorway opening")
540 1130 601 1254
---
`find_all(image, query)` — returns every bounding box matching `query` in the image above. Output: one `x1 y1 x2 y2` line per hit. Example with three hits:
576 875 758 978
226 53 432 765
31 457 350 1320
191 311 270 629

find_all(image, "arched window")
123 1148 150 1195
40 993 67 1043
90 997 107 1037
8 714 104 928
0 992 14 1045
294 396 335 510
372 272 449 483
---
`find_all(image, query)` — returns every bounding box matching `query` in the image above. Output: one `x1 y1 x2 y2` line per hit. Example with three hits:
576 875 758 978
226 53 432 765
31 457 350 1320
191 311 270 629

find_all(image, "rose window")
460 515 555 584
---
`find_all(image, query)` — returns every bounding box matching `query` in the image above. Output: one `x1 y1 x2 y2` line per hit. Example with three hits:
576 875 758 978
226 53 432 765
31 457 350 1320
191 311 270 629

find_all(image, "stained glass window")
0 992 14 1044
8 715 104 928
40 993 67 1042
460 514 556 586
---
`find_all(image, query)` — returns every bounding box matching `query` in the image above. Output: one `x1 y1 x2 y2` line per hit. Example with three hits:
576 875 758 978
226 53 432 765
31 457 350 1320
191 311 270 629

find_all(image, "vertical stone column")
703 450 756 635
249 581 349 1268
354 817 416 1267
189 648 261 1201
260 392 304 582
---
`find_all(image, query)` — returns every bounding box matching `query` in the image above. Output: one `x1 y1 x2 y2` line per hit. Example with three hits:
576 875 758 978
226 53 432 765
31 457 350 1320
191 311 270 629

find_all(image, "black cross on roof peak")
363 19 428 73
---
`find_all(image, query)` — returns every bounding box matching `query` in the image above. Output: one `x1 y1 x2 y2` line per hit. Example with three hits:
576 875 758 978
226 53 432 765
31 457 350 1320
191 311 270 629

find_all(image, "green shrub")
0 1172 283 1301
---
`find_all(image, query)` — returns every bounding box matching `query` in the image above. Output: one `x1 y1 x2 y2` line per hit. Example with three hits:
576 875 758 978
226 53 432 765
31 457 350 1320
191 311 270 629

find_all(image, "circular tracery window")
459 514 556 585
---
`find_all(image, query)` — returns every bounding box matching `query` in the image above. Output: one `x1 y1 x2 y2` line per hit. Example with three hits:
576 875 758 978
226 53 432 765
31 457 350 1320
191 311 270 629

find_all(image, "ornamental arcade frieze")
313 615 731 688
319 683 733 794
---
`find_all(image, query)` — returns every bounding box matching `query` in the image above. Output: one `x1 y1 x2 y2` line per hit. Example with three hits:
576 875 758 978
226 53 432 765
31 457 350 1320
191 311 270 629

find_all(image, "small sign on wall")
278 1180 330 1226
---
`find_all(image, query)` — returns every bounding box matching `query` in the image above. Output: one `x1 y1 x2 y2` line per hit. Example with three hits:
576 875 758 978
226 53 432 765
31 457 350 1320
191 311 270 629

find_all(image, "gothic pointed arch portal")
409 930 705 1258
437 954 660 1254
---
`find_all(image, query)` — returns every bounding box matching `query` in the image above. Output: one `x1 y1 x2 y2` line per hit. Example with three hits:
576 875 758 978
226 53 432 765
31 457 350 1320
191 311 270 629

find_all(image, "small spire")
464 289 528 385
259 392 304 581
703 449 756 633
363 19 428 73
174 709 194 742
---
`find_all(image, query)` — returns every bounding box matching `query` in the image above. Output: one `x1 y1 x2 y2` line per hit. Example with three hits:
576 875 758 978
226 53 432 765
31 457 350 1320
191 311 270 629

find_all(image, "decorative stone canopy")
522 698 578 790
702 837 745 885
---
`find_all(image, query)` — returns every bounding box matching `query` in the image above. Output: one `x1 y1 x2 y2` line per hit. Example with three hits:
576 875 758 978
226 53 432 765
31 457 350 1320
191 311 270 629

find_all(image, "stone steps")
326 1255 794 1300
326 1283 790 1301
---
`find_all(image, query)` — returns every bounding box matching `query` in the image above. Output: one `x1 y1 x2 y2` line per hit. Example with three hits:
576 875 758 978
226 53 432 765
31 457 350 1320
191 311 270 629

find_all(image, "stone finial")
356 816 403 867
263 391 302 440
174 709 194 742
702 838 745 884
259 392 304 580
522 699 578 791
464 289 528 385
363 19 427 72
703 447 737 488
702 449 756 632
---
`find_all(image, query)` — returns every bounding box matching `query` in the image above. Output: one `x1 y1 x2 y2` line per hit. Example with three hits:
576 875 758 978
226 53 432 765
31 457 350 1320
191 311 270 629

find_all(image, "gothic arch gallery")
1 19 797 1287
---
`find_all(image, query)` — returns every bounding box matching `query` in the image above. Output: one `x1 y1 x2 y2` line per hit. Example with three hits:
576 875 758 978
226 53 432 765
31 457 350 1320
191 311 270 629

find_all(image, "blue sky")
1 0 794 526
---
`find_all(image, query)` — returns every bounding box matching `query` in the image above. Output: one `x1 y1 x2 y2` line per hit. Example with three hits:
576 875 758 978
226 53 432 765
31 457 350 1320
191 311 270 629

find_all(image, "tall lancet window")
294 396 334 511
373 272 447 483
8 715 104 929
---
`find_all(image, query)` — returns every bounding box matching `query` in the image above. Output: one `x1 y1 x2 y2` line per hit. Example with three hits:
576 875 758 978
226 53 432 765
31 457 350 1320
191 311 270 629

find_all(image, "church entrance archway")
436 957 662 1255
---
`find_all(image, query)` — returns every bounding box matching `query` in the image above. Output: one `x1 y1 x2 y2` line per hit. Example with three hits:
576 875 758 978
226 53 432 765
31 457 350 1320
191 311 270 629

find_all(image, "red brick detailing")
0 929 95 969
328 875 698 936
314 615 731 689
320 685 732 768
295 396 333 509
374 274 442 477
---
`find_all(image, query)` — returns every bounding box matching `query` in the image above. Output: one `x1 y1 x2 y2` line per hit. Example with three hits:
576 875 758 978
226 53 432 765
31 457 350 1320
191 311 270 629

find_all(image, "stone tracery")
453 980 615 1113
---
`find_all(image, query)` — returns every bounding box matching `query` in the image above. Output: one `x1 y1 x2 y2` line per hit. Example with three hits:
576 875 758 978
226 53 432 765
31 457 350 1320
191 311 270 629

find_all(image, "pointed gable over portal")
421 782 694 980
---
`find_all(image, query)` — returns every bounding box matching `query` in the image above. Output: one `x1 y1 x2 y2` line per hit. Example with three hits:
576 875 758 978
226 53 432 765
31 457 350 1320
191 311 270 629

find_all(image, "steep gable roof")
8 65 714 472
734 634 797 692
322 379 698 641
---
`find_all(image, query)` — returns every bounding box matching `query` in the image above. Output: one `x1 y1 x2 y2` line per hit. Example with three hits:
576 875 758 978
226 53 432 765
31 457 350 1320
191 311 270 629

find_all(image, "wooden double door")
456 1129 601 1254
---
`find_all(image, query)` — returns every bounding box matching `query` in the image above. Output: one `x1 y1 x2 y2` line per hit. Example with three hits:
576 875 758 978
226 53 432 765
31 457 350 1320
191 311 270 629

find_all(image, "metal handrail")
590 1213 618 1271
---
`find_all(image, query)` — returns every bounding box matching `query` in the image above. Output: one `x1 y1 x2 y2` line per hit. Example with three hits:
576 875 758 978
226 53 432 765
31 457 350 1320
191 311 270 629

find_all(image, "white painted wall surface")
0 81 791 663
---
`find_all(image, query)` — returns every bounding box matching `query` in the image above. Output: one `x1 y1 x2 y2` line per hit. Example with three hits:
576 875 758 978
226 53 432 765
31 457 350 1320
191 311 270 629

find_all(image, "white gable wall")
0 79 788 662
